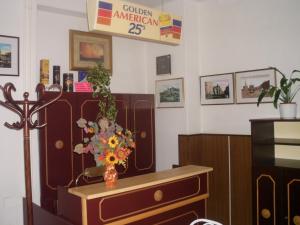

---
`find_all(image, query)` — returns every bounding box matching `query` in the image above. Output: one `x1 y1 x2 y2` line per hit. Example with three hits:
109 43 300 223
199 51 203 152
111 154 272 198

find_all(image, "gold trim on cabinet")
287 179 300 225
45 99 74 190
98 175 201 222
256 174 276 225
154 211 198 225
80 99 129 183
293 215 300 225
133 99 154 171
55 140 64 150
154 190 163 202
261 208 271 219
81 198 88 225
105 194 209 225
140 131 147 139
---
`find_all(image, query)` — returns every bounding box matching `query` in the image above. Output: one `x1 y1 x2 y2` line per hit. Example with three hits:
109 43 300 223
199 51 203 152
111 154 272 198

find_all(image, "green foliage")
86 63 117 121
257 68 300 108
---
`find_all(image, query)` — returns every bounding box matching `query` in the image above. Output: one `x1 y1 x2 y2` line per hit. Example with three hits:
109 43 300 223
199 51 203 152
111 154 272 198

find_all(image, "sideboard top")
68 165 212 200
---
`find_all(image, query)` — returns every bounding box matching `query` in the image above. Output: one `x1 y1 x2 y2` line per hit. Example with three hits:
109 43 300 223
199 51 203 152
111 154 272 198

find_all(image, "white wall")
198 0 300 134
0 0 27 224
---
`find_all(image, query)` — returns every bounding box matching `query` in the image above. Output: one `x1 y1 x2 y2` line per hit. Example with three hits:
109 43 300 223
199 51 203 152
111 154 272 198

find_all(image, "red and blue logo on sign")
172 19 182 39
97 1 113 25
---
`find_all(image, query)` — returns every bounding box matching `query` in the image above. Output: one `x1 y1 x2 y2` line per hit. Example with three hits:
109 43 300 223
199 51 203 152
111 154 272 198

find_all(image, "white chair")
190 219 223 225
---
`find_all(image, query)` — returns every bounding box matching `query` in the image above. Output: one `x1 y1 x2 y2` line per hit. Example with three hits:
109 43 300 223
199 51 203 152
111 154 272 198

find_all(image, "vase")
103 164 118 188
279 103 297 119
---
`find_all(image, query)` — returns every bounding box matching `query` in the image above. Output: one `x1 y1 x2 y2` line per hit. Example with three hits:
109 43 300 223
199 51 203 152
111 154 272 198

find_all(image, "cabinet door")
199 134 229 225
253 167 280 225
129 94 155 175
284 169 300 225
39 93 76 212
76 93 102 184
230 135 252 225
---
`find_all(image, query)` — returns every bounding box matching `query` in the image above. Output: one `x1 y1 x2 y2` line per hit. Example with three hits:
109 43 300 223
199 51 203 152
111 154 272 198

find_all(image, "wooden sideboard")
37 92 155 213
251 119 300 225
57 165 212 225
178 134 252 225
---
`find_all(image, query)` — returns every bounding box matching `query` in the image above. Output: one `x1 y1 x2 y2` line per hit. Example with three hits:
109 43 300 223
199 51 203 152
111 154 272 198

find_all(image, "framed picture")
200 73 234 105
0 35 19 76
155 78 184 108
156 54 171 75
235 68 276 104
69 30 112 71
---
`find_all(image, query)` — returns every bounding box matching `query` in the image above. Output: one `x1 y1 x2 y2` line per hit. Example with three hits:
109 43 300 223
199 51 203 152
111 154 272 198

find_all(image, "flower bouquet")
74 117 135 167
74 117 135 187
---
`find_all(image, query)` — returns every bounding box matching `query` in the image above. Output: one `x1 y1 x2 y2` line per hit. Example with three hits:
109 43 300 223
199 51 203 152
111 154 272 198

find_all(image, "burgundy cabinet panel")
130 94 155 175
38 92 155 213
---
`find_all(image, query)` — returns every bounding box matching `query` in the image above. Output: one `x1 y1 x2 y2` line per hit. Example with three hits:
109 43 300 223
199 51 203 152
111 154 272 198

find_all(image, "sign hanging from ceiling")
87 0 182 45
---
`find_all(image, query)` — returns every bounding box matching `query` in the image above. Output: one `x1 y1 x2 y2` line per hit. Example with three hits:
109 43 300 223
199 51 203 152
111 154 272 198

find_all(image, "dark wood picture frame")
0 35 19 76
156 54 171 75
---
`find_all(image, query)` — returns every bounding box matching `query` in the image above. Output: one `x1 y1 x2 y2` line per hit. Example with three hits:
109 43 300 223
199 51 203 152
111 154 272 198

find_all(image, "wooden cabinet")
58 165 212 225
178 134 252 225
251 119 300 225
38 92 155 213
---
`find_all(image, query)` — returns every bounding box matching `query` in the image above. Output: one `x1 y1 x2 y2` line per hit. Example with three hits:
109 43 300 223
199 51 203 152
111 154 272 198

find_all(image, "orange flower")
115 148 127 161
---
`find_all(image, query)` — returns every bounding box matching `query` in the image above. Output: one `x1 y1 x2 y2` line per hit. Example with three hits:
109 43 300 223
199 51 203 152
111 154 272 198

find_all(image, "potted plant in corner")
257 68 300 119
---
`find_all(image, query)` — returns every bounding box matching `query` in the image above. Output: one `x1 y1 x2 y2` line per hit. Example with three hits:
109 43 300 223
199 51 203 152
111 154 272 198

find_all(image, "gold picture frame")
69 30 112 71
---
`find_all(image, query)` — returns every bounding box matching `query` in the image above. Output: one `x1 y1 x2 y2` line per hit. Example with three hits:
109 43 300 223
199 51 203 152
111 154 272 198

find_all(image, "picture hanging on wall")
200 73 234 105
156 54 171 75
69 30 112 72
0 35 19 76
155 78 184 108
235 68 276 104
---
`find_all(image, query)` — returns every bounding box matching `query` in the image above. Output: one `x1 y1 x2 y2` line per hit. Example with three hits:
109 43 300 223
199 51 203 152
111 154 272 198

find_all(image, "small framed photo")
0 35 19 76
156 78 184 108
69 30 112 71
156 54 171 75
235 68 276 104
200 73 234 105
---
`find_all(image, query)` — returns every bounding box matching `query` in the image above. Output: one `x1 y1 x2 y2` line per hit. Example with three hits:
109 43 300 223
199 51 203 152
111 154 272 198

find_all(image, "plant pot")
279 103 297 119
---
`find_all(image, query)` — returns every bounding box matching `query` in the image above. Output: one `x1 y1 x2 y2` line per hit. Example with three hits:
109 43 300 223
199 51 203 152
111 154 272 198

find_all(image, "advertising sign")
87 0 182 45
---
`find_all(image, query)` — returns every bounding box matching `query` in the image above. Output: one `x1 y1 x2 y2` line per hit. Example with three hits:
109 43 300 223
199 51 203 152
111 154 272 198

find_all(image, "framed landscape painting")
0 35 19 76
200 73 234 105
235 68 276 104
156 78 184 108
69 30 112 71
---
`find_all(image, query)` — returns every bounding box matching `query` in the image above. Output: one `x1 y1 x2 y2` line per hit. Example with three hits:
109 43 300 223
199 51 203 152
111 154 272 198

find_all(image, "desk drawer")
86 173 208 224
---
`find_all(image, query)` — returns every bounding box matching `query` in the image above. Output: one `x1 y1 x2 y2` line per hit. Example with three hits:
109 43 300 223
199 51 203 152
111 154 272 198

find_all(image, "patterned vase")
103 164 118 188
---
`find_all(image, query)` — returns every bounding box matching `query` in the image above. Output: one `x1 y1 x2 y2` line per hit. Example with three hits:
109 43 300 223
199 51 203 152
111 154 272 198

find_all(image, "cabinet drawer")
86 173 208 224
128 200 206 225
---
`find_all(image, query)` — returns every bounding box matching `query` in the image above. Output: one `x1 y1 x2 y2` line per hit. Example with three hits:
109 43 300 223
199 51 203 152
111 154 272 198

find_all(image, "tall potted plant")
257 68 300 119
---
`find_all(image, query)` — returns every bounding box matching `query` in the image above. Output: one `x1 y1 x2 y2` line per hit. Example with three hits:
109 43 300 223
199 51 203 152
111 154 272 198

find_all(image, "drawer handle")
140 131 147 139
294 215 300 225
261 208 271 219
154 190 163 202
55 140 64 150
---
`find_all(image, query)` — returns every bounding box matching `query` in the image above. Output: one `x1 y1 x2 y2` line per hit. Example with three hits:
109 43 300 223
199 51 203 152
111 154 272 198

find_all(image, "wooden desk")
58 165 212 225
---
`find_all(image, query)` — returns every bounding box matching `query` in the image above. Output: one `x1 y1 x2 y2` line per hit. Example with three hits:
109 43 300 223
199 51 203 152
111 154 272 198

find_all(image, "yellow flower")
108 135 119 148
105 152 118 164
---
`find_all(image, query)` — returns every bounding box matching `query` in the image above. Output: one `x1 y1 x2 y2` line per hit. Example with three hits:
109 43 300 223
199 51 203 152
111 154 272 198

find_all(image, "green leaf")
273 89 281 108
86 63 117 122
